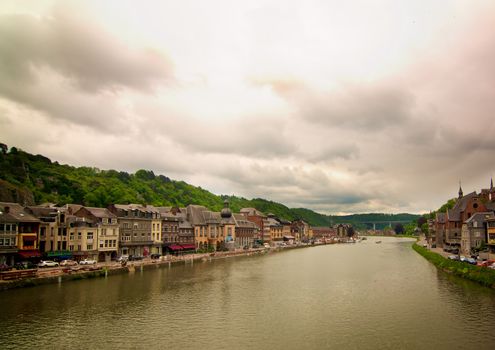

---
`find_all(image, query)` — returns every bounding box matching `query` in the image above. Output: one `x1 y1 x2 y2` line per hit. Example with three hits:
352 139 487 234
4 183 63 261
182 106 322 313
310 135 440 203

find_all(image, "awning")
22 236 37 242
167 244 183 251
18 250 41 258
180 244 196 250
47 251 73 258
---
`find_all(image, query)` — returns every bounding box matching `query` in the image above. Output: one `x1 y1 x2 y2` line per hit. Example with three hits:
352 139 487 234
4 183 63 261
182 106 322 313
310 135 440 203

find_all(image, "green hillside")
0 143 419 226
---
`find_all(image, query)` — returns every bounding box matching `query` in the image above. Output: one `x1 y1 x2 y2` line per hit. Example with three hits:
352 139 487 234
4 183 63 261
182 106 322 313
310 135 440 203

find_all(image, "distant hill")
0 143 419 227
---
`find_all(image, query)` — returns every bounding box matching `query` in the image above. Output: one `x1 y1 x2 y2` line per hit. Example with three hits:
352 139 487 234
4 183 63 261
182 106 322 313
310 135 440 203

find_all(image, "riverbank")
412 243 495 288
0 244 316 291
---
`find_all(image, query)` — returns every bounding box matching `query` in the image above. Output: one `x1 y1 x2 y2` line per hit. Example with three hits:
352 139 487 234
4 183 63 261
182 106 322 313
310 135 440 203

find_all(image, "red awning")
22 236 37 242
168 244 183 251
180 244 196 250
18 250 41 258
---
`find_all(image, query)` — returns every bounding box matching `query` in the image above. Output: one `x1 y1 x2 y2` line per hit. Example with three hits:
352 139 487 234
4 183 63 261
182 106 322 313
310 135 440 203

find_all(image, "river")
1 237 495 349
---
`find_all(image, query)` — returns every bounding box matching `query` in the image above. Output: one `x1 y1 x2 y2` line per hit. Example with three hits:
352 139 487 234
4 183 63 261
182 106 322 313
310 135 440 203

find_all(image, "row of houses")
0 200 354 266
429 179 495 259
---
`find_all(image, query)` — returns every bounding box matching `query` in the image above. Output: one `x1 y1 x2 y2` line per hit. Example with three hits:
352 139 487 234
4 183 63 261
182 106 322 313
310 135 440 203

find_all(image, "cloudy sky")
1 0 495 215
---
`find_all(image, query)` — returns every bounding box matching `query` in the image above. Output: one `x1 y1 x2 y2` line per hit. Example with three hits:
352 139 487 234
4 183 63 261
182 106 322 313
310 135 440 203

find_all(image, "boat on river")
376 240 382 244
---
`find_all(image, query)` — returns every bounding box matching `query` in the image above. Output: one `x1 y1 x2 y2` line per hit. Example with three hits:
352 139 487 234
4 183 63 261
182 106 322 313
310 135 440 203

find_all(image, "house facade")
108 204 158 257
0 202 41 265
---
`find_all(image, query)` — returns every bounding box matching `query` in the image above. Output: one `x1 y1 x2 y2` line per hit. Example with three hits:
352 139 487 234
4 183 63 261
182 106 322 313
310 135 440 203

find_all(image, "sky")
1 0 495 215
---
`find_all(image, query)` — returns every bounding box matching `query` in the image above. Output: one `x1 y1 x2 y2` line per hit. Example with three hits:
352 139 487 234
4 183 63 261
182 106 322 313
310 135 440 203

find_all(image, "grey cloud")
0 13 174 93
0 10 174 132
305 143 360 163
302 84 414 130
257 78 414 131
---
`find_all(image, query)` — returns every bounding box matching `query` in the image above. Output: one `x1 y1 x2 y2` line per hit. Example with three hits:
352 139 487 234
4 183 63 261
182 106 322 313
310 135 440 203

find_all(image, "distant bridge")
355 220 412 230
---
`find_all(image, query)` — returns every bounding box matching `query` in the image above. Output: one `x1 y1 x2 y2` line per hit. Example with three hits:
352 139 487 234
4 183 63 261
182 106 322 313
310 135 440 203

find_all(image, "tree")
347 226 355 237
417 216 427 228
394 223 405 235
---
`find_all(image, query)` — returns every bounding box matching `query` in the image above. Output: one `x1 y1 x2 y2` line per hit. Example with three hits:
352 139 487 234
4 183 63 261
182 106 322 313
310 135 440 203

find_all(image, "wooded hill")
0 144 419 227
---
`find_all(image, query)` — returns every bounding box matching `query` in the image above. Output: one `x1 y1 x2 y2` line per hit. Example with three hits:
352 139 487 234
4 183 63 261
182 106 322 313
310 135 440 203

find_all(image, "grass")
412 243 495 288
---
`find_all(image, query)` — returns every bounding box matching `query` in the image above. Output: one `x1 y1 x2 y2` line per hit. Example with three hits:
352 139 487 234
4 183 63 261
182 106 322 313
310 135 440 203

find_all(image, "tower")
458 181 463 199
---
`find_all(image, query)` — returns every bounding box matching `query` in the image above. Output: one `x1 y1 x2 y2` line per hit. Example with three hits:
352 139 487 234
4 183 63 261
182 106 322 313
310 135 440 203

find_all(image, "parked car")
150 254 161 259
60 259 78 266
129 255 144 261
448 255 459 261
79 259 97 265
477 260 495 267
459 255 467 262
14 261 36 269
38 260 59 268
116 255 129 262
465 258 477 265
0 263 12 271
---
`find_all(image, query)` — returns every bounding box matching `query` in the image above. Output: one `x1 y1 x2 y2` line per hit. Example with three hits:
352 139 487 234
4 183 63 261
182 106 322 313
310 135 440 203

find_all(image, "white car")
79 259 97 265
60 259 78 266
38 260 59 268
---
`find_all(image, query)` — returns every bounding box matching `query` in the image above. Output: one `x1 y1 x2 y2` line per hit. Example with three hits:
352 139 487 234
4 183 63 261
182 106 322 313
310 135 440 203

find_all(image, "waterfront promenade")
0 244 315 291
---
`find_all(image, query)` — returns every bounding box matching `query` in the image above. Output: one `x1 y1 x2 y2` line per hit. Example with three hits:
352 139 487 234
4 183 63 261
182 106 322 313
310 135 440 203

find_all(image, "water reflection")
1 238 495 350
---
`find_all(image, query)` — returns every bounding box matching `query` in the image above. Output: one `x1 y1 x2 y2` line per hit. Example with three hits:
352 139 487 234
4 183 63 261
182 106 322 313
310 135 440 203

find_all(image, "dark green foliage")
0 144 420 226
394 223 405 234
438 198 456 213
413 244 495 288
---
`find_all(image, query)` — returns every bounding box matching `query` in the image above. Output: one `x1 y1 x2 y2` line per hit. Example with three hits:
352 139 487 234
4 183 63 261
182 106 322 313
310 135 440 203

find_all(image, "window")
78 232 82 238
87 232 94 240
0 238 3 245
105 240 109 247
77 245 81 251
69 245 74 251
87 244 93 250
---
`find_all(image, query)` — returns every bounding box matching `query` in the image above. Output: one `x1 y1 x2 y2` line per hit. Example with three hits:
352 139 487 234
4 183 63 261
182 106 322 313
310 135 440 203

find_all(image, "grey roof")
485 201 495 211
25 205 59 218
240 208 265 217
265 217 282 227
465 212 495 226
113 203 159 213
233 214 258 228
447 192 477 221
436 212 446 223
84 207 117 219
0 202 40 223
186 205 209 225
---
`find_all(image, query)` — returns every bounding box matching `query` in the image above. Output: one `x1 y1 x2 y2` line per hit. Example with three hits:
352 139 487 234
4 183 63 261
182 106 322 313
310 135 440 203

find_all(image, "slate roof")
436 212 446 223
84 207 116 219
447 192 477 221
465 212 495 226
240 208 265 217
233 214 258 230
0 202 40 223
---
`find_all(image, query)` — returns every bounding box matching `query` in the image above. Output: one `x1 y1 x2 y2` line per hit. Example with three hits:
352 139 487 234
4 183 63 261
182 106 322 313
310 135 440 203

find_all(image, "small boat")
375 240 382 244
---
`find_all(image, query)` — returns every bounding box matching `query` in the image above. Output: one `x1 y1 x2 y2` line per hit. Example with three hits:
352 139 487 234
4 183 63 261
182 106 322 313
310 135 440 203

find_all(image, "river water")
1 237 495 350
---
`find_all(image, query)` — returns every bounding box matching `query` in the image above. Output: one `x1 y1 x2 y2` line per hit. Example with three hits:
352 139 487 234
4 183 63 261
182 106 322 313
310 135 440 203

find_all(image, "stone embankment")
0 244 317 291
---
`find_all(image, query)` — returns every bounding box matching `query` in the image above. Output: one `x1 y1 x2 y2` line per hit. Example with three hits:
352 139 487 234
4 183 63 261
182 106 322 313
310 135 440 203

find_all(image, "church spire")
458 181 463 199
